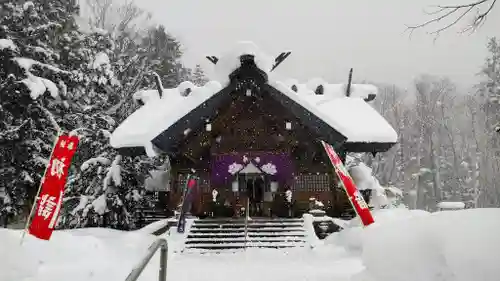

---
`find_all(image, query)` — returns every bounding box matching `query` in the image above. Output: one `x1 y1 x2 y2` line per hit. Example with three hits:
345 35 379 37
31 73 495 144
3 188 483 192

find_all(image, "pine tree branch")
0 120 30 140
35 103 61 134
104 58 151 116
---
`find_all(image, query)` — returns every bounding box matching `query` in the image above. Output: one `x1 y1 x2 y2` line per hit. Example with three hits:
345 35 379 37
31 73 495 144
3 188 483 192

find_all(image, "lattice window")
292 174 330 192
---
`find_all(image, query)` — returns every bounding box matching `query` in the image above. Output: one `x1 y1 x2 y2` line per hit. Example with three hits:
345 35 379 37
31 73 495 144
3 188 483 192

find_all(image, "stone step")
187 232 306 239
183 218 308 252
191 223 303 229
194 218 304 224
185 243 304 249
190 228 305 233
185 238 305 244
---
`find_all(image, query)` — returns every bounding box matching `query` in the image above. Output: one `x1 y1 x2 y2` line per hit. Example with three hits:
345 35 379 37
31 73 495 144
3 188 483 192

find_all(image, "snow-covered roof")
109 81 222 155
213 41 274 85
270 80 396 143
110 41 397 154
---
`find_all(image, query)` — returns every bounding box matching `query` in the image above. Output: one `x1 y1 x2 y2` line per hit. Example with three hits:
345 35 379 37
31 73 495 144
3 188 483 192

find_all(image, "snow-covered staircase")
183 218 307 251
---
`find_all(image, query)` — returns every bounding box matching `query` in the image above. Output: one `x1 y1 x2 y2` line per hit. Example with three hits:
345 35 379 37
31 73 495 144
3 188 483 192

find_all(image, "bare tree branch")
406 0 497 39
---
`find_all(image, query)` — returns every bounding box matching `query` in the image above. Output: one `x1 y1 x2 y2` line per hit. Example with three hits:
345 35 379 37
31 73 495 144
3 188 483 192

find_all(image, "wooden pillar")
232 191 240 217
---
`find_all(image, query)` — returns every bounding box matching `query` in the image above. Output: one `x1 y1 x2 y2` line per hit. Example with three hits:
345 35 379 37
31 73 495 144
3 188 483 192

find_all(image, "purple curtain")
211 152 294 186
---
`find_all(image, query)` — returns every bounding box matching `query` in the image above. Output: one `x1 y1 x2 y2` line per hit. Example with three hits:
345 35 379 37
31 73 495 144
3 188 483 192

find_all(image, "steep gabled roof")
110 42 397 157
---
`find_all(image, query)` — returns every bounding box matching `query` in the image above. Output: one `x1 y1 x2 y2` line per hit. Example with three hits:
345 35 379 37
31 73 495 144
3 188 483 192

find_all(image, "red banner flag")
27 134 79 240
320 140 375 226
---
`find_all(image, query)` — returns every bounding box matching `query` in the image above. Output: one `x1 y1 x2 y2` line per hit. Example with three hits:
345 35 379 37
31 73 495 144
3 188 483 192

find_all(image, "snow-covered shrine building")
110 42 397 218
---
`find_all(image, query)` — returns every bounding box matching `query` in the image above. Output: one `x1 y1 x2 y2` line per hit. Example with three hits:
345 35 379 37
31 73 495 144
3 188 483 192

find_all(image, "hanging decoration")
228 162 243 175
212 152 293 185
260 162 277 175
285 189 292 203
231 180 239 192
212 189 219 202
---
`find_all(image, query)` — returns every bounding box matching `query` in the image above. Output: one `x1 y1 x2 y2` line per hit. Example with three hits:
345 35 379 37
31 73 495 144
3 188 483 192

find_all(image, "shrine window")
292 174 330 192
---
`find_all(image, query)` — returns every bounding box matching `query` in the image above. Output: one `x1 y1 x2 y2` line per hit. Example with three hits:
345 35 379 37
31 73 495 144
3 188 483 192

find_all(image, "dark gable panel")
262 84 347 146
151 83 237 153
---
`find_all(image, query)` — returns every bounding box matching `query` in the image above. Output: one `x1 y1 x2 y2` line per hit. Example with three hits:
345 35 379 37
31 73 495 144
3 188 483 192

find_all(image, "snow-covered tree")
191 64 209 86
0 0 172 228
477 37 500 133
0 0 97 218
53 0 193 229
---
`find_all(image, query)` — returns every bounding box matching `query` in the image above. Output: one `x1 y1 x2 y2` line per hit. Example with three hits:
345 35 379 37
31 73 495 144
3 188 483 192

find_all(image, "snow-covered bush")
347 161 405 210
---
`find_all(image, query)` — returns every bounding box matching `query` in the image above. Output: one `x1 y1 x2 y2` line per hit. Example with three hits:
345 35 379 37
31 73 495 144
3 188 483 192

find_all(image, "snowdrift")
1 226 363 281
0 228 159 281
1 208 498 281
328 208 500 281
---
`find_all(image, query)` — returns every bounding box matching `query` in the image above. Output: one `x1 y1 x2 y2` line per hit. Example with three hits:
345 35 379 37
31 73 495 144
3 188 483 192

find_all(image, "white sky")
133 0 500 89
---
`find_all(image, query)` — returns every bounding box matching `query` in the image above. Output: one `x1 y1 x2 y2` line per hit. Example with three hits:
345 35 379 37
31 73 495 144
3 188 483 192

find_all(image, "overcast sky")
134 0 500 89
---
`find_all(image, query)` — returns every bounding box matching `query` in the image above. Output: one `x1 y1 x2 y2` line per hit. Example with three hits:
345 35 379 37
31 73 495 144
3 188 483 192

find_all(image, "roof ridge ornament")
346 68 353 97
270 51 292 72
206 56 218 65
206 51 291 72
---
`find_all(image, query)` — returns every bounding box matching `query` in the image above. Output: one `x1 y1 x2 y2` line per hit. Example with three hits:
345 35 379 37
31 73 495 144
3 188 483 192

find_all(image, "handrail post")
159 243 167 281
125 238 168 281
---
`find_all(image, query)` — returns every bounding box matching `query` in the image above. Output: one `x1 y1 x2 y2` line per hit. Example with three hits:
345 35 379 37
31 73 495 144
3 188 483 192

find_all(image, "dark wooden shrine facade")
167 88 351 217
116 53 396 218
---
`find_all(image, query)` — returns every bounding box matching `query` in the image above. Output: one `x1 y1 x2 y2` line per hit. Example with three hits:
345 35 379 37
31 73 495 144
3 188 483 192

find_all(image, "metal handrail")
125 238 168 281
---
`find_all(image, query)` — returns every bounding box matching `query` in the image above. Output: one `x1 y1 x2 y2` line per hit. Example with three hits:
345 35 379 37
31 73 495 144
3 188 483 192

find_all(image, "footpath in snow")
1 208 499 281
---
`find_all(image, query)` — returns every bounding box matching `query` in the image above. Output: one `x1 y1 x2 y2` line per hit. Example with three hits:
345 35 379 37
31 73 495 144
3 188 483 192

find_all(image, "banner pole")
320 140 374 227
177 174 192 233
20 131 62 245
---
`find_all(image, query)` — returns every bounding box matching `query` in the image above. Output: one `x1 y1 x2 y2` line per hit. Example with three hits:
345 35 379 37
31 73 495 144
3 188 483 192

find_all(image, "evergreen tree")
0 0 204 228
59 10 193 230
0 0 82 218
140 25 186 88
0 0 117 223
191 64 208 86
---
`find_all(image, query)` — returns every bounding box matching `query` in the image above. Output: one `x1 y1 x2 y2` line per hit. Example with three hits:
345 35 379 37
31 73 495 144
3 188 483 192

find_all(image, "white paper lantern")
232 180 239 192
285 190 292 203
270 181 278 192
212 189 218 202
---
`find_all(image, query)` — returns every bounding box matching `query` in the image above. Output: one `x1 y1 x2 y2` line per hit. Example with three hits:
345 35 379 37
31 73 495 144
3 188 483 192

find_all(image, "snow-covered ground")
1 208 499 281
327 208 500 281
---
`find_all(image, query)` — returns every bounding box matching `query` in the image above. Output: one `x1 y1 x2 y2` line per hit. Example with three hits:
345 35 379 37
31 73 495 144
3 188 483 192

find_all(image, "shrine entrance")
243 176 265 217
236 161 266 217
